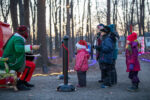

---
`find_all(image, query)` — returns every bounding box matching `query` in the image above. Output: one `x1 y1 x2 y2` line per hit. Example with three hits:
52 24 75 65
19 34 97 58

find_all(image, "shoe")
17 84 31 90
101 84 110 88
127 86 138 92
24 82 34 87
17 80 31 90
98 80 103 83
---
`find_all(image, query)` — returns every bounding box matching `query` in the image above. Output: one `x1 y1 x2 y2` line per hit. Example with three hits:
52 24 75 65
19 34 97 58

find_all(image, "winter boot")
17 80 31 90
127 83 138 92
24 81 34 87
135 83 139 89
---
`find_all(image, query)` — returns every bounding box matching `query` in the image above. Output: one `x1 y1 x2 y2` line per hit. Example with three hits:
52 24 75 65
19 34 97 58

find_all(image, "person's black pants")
110 60 117 84
129 71 140 88
100 63 112 86
77 71 86 86
98 62 104 81
129 71 140 83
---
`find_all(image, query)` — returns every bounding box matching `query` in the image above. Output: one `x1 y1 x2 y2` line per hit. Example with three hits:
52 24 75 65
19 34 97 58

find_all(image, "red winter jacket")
74 49 90 71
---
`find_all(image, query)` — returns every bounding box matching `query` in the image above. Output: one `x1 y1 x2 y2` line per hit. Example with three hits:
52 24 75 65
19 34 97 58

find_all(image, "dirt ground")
0 54 150 100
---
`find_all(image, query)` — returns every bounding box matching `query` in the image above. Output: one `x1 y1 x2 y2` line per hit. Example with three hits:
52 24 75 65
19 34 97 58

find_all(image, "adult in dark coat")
95 26 115 88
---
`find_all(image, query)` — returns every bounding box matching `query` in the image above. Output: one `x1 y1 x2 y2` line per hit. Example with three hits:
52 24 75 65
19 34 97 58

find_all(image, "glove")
32 45 40 50
0 57 9 62
129 64 134 71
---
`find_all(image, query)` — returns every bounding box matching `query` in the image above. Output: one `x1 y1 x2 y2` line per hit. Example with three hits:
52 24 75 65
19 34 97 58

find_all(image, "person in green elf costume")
0 25 40 90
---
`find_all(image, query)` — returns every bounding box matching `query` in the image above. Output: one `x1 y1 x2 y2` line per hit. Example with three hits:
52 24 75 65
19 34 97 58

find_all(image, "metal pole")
57 35 75 92
63 36 69 85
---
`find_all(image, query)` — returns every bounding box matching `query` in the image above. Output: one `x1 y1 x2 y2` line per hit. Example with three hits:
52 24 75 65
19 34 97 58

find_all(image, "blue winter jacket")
96 34 115 64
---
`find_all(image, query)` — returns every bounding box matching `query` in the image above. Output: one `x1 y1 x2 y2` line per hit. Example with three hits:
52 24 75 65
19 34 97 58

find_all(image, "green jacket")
0 33 31 72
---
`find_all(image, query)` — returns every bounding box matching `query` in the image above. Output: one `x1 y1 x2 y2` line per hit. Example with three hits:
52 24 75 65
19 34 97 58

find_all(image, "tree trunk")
140 0 143 35
0 0 10 23
88 0 93 59
136 0 141 36
130 0 135 28
24 0 31 43
81 0 86 40
66 0 73 62
96 0 100 23
30 0 37 44
59 0 62 57
18 0 24 25
37 0 49 73
49 0 52 59
113 0 118 26
54 0 59 52
62 0 65 37
107 0 111 25
147 0 150 32
10 0 18 32
71 0 75 56
142 0 145 35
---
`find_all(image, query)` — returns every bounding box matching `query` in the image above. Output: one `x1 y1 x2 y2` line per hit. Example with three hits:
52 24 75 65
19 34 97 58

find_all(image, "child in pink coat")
74 40 90 87
125 32 141 92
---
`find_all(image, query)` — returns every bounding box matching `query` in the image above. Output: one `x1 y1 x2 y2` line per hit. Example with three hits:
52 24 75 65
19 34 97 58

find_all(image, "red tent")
0 21 12 56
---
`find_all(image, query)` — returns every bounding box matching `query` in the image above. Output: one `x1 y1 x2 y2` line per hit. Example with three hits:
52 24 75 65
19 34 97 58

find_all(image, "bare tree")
37 0 49 73
62 0 66 37
141 0 145 35
107 0 111 25
135 0 142 36
71 0 75 56
113 0 118 27
66 0 70 37
24 0 31 43
86 11 89 42
52 0 59 52
48 0 53 59
30 0 37 44
81 0 86 40
147 0 150 32
0 0 10 23
95 0 100 23
77 0 81 39
10 0 18 32
18 0 24 25
59 0 62 57
66 0 73 62
130 0 135 30
88 0 93 59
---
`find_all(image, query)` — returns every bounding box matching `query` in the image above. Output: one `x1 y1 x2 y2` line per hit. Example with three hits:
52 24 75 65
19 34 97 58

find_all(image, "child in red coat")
74 40 90 87
125 32 141 92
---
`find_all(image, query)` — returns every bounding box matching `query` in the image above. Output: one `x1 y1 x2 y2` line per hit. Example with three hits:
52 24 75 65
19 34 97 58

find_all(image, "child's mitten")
129 64 134 70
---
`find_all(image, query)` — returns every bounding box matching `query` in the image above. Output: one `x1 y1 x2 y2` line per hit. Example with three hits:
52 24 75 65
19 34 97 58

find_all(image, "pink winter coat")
74 49 90 71
125 41 141 72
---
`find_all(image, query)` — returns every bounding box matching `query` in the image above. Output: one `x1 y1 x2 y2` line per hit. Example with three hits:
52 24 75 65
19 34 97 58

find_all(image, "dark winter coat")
96 34 115 64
